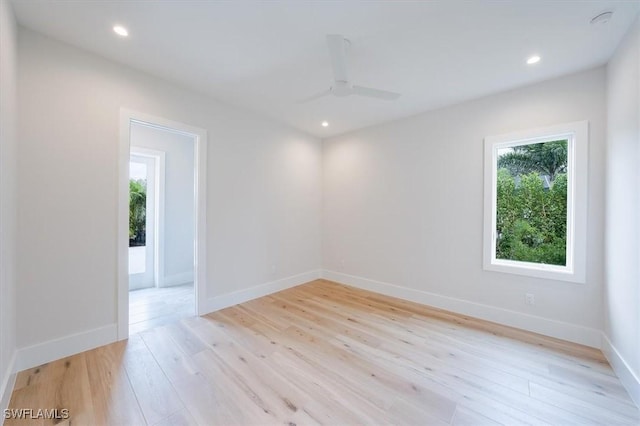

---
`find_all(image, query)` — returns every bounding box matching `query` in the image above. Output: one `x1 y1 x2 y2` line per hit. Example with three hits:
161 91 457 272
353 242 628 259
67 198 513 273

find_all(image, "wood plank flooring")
7 279 639 425
129 283 194 335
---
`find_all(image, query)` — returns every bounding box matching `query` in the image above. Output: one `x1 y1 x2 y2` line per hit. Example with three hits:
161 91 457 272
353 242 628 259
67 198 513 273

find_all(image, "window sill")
484 260 585 283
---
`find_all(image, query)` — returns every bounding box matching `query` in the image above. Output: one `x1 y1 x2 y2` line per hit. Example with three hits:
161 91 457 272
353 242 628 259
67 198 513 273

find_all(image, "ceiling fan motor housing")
331 81 352 97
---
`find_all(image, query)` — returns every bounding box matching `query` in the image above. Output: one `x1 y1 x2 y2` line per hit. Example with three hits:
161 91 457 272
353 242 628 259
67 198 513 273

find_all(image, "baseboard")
13 270 320 372
160 270 194 287
1 351 16 419
203 270 322 313
602 333 640 408
15 324 117 372
322 270 602 348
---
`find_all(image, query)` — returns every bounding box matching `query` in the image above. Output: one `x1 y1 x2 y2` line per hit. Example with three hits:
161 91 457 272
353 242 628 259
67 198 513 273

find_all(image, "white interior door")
129 155 156 290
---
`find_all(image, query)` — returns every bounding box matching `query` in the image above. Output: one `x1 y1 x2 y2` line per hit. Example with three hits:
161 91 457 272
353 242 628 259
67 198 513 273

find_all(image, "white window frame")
483 121 588 283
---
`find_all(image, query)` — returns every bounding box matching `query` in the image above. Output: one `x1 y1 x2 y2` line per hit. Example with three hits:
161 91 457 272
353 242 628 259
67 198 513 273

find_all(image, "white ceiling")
11 0 640 138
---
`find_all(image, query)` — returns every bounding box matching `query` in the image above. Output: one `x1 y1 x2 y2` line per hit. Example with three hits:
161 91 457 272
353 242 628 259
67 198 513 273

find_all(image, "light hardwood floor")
7 280 640 425
129 283 194 335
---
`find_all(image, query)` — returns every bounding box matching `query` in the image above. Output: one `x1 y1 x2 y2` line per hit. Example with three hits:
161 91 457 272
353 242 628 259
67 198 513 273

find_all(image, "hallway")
129 283 194 335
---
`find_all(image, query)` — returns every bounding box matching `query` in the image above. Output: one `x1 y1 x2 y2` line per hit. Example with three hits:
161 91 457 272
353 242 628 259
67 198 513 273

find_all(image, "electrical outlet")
339 259 345 271
271 264 277 275
525 293 535 306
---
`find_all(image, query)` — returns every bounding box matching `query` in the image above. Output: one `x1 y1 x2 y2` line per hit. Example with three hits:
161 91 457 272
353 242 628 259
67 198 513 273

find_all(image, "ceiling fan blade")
296 89 331 104
326 34 349 82
351 85 401 100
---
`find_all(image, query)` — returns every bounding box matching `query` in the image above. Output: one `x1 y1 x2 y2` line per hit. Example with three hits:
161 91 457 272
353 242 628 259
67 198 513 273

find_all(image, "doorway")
118 110 207 340
128 126 193 333
128 151 160 290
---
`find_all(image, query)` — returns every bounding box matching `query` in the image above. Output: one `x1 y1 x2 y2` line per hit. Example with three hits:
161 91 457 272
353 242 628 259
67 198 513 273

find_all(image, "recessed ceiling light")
321 121 329 127
591 11 613 26
113 25 129 37
526 55 541 65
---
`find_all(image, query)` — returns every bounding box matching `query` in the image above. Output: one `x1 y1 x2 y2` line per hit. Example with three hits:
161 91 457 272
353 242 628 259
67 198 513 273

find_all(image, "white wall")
604 16 640 405
0 0 18 412
16 28 322 352
323 67 606 347
131 123 195 287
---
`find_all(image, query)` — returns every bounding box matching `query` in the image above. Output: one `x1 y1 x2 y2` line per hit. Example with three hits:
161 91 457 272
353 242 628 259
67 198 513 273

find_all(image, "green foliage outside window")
496 140 568 266
129 179 146 246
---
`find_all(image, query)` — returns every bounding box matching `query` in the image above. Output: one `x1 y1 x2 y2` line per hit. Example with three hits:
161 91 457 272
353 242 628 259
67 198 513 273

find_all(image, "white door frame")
118 109 207 340
129 148 166 290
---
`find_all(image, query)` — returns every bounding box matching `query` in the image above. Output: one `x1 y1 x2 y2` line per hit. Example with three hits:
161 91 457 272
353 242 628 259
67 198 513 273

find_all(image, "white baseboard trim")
1 351 17 418
322 270 602 348
15 324 118 372
11 270 322 373
160 270 194 288
602 333 640 407
203 270 322 313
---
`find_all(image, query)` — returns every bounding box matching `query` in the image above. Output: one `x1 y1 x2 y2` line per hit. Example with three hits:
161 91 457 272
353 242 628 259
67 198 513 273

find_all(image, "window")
483 121 588 283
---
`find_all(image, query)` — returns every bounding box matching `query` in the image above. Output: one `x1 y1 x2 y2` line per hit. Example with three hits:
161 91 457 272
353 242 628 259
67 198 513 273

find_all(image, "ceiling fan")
298 34 401 103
